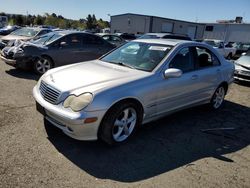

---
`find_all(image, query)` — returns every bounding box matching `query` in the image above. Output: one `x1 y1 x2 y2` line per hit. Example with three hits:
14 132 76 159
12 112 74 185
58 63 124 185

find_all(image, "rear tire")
33 56 53 75
99 102 142 145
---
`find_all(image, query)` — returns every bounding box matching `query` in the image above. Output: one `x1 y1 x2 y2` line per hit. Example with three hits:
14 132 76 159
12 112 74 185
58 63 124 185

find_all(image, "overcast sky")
1 0 249 23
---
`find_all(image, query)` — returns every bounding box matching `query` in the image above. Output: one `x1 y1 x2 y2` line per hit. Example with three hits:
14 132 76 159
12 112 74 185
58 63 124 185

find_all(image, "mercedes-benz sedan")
33 39 234 145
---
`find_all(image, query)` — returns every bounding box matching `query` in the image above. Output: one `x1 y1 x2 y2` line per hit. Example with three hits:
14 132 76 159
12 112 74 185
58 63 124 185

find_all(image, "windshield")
11 28 39 37
203 40 221 48
31 33 62 45
101 42 173 71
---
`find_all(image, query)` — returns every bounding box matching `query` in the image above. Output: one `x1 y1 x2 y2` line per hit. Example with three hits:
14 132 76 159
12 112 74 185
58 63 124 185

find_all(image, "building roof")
111 13 205 26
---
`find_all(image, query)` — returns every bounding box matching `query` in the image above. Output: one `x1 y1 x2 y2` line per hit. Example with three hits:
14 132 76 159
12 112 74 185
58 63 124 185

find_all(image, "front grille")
39 81 61 104
234 73 250 80
2 40 9 44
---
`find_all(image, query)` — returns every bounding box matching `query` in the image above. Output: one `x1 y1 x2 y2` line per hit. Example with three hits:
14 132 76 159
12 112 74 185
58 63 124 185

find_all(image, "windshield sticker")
149 46 170 51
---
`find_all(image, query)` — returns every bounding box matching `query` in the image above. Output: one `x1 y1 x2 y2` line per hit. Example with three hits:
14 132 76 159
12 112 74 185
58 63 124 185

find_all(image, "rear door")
191 45 222 99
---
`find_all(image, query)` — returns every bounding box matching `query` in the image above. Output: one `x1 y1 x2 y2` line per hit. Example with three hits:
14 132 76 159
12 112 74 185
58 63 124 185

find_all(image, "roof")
134 38 191 46
111 13 205 26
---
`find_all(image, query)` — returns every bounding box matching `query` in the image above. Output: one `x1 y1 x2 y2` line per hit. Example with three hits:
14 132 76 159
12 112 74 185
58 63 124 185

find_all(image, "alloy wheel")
112 107 137 142
35 58 51 74
213 87 225 109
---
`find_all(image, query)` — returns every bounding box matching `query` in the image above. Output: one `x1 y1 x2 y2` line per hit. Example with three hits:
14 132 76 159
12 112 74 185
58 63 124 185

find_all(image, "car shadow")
45 101 250 182
5 68 40 81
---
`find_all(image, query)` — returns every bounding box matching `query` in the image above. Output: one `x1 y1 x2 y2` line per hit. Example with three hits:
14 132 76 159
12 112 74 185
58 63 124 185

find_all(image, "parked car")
139 33 192 41
203 39 236 59
0 25 20 36
1 31 115 74
116 33 137 41
233 43 250 59
97 33 126 47
33 39 234 145
234 50 250 82
0 27 52 49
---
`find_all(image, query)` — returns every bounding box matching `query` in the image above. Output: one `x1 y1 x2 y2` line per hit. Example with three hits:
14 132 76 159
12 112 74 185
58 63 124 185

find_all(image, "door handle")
191 75 198 80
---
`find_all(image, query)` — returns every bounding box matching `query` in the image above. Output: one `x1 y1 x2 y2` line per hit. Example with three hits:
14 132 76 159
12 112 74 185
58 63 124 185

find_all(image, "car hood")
235 57 250 71
42 60 150 94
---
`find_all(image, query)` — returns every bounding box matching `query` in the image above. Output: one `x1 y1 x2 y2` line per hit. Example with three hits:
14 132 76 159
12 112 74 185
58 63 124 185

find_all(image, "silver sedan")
33 39 235 145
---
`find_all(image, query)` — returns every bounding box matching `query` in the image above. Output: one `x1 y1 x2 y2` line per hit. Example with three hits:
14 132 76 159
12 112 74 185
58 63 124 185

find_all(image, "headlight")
63 93 93 112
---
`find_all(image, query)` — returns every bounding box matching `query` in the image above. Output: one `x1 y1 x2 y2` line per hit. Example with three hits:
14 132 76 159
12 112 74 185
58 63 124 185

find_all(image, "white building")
202 23 250 43
110 13 205 39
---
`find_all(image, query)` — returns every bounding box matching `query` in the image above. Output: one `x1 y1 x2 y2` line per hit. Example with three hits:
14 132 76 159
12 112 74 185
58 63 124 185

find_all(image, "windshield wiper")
108 61 135 69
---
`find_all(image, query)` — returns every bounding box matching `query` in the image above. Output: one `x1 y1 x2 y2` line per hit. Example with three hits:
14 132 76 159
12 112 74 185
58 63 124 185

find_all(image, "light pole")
107 14 111 33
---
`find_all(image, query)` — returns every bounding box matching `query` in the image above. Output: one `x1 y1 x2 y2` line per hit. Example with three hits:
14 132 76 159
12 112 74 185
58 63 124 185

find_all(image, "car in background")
116 33 137 41
0 31 115 74
203 39 236 59
233 43 250 59
234 50 250 82
0 27 52 49
0 25 20 36
33 39 234 145
139 33 192 41
97 33 126 47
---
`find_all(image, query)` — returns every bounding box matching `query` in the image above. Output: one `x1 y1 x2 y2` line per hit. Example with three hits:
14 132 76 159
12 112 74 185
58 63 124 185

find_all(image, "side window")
111 36 122 42
169 47 194 73
83 35 104 45
68 34 82 48
51 36 67 48
195 47 220 68
102 35 110 41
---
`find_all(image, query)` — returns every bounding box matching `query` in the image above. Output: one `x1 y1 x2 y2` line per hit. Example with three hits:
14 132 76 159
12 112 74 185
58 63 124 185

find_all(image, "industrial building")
110 13 205 39
203 23 250 43
111 13 250 43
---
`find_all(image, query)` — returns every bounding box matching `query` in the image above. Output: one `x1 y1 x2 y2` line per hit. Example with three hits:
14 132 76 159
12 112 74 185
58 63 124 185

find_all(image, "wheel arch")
97 97 145 138
219 81 228 94
40 54 55 67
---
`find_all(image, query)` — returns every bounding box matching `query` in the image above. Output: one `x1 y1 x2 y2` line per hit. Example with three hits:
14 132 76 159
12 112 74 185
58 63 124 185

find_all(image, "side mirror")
164 68 183 79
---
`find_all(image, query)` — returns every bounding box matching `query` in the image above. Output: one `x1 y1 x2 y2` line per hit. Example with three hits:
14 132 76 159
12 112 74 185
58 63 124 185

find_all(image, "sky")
0 0 250 23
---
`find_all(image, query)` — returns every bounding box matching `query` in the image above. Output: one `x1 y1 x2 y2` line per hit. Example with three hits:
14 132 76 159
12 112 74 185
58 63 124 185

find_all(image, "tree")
0 12 6 16
34 15 44 25
15 15 24 26
86 14 97 30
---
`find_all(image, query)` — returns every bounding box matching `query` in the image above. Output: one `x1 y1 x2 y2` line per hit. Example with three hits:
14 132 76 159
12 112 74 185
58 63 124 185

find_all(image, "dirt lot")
0 60 249 188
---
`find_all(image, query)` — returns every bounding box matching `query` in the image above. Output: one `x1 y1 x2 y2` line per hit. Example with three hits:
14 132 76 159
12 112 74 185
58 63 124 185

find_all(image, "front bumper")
0 54 16 66
234 70 250 82
33 85 107 141
0 53 34 69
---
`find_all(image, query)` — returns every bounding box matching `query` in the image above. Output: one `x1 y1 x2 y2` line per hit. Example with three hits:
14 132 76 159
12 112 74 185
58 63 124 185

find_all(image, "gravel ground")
0 61 249 188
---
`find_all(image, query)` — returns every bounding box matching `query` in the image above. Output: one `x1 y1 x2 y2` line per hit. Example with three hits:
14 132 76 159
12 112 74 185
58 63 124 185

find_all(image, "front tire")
210 86 226 109
99 102 142 145
33 56 53 75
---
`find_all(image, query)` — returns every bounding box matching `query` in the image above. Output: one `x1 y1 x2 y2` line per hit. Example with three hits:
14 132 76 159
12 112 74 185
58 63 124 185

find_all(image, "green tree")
34 15 44 25
15 15 24 26
86 14 97 30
